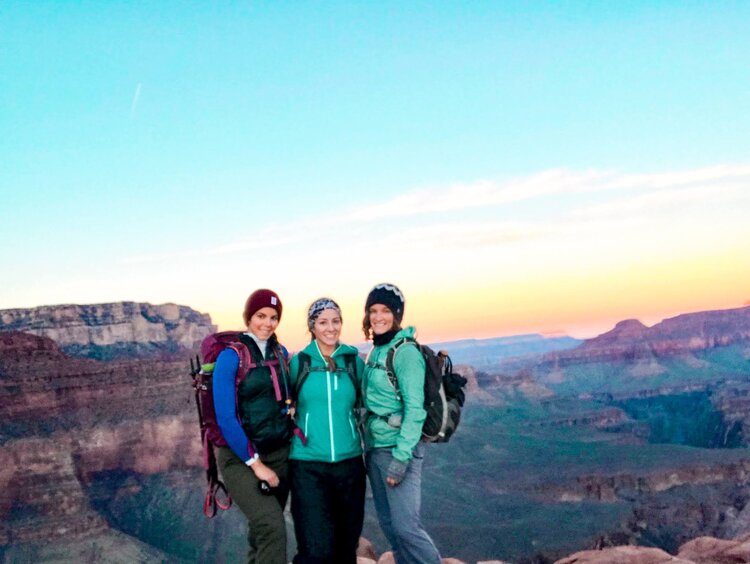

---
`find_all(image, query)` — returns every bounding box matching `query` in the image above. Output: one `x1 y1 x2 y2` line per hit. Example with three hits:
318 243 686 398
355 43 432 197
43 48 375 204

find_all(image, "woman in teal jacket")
289 298 366 564
362 283 442 564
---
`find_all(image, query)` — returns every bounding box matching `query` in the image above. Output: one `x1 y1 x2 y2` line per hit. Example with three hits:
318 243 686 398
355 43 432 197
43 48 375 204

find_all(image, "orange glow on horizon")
210 246 749 351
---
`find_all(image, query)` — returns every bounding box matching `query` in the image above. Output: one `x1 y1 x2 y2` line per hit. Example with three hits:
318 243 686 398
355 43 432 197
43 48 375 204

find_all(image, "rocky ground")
353 533 750 563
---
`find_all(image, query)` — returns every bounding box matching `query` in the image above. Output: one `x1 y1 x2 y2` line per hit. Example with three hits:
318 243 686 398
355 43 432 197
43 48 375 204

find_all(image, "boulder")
357 537 378 561
554 545 694 564
677 536 750 563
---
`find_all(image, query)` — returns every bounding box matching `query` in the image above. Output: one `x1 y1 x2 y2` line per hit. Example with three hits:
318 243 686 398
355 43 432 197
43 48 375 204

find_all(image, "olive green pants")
217 445 290 564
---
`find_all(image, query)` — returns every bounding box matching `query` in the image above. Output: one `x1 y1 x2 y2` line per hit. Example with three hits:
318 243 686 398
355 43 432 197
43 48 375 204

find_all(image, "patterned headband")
307 298 341 330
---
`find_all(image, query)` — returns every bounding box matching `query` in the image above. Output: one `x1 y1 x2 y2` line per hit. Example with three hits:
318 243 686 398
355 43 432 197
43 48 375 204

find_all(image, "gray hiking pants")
366 443 441 564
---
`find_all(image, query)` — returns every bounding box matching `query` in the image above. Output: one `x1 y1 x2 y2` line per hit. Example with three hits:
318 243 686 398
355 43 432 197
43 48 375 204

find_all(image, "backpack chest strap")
266 360 283 402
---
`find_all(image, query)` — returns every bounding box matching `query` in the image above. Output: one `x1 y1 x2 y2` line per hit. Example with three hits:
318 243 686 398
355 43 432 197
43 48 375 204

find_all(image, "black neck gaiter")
373 329 398 347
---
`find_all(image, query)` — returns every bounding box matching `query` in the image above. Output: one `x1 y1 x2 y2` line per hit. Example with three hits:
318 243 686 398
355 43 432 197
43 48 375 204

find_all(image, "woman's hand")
386 458 409 487
251 460 279 487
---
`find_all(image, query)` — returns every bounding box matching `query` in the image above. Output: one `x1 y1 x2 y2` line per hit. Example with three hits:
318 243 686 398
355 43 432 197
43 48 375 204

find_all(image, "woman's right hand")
251 460 279 487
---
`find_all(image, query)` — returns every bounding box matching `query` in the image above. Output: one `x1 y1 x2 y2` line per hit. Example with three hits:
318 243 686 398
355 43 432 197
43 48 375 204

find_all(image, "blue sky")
2 2 749 348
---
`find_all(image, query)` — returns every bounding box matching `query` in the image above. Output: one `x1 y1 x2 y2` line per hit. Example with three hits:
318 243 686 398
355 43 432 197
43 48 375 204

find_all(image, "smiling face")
312 308 342 349
247 306 280 340
368 303 395 336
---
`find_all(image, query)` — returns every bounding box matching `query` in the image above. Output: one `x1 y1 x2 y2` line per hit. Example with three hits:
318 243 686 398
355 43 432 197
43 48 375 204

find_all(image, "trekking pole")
193 356 206 430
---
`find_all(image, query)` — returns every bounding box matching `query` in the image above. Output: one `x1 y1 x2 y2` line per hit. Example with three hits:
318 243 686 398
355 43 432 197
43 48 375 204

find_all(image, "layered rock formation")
523 407 630 430
0 331 201 549
0 302 216 360
534 460 750 503
467 366 555 402
0 436 110 545
548 305 750 365
0 333 196 439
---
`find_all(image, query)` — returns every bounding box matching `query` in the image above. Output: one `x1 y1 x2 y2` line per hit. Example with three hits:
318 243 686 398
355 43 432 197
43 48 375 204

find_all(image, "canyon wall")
0 302 216 360
546 305 750 365
0 332 201 547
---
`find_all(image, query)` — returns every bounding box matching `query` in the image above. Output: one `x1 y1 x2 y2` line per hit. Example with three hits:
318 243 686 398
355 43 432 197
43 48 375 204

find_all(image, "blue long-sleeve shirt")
213 348 258 464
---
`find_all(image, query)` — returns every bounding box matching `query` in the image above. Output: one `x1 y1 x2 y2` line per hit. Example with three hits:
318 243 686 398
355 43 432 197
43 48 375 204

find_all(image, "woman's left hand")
251 461 280 487
386 458 409 487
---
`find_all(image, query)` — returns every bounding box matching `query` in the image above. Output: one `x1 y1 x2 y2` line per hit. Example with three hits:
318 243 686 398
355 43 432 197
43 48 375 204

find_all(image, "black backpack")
384 337 467 443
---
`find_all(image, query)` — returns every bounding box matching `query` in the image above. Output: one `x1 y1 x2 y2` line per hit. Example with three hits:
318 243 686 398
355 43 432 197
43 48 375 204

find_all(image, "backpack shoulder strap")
385 337 418 378
272 342 290 375
270 342 292 406
226 341 254 381
384 337 418 401
294 352 313 397
341 352 361 403
342 352 357 378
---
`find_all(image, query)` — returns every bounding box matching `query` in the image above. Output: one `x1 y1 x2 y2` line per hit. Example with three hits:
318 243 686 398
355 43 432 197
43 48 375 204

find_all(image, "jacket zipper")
327 370 336 462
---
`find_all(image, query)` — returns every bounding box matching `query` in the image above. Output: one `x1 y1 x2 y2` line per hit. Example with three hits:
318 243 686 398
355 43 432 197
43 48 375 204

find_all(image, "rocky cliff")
0 302 216 360
0 332 203 548
533 460 750 504
547 305 750 365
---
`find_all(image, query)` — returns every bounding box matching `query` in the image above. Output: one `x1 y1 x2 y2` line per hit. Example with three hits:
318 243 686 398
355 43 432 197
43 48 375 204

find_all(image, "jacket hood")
392 326 417 342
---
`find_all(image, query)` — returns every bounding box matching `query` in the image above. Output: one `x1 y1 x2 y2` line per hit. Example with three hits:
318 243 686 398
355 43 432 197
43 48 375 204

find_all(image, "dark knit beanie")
365 283 405 323
243 289 283 325
307 298 341 332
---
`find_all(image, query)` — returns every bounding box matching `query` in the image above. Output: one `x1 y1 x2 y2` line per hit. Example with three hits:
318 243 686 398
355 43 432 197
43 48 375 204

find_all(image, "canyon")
1 303 750 562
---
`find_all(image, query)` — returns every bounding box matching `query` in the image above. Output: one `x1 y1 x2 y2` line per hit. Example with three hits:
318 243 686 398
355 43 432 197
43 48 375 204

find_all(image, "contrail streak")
130 83 142 118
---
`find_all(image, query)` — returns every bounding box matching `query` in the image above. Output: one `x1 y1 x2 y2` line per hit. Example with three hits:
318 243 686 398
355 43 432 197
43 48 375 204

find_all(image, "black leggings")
290 456 366 564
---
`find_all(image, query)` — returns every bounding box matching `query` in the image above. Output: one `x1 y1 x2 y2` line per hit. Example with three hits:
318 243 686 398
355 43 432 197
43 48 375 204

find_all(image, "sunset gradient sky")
1 2 749 350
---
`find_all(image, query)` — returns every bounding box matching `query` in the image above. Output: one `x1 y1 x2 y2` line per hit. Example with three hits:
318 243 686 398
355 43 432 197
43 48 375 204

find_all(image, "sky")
1 1 749 350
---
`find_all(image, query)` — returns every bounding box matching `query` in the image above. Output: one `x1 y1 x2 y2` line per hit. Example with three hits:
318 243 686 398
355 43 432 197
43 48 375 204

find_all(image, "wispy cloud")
121 163 750 265
130 83 142 118
600 164 750 192
338 164 750 222
338 169 609 222
378 221 548 250
571 182 750 221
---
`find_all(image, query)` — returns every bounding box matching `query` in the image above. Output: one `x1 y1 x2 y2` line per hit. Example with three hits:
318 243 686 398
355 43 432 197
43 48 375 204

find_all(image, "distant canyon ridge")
0 302 215 360
5 300 747 365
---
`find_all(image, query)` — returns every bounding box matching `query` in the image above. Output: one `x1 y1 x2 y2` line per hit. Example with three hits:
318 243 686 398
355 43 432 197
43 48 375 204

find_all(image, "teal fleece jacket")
289 340 365 463
363 327 426 464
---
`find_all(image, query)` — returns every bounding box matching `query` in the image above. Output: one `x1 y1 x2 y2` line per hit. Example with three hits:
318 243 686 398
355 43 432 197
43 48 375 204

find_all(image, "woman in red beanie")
213 289 293 564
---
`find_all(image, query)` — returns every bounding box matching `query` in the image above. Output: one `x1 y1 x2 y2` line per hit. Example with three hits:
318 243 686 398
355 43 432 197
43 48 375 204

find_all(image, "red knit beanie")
243 289 283 325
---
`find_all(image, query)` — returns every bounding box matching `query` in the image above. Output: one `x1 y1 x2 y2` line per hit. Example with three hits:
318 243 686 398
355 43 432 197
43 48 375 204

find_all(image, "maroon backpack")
190 331 292 518
190 332 250 518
